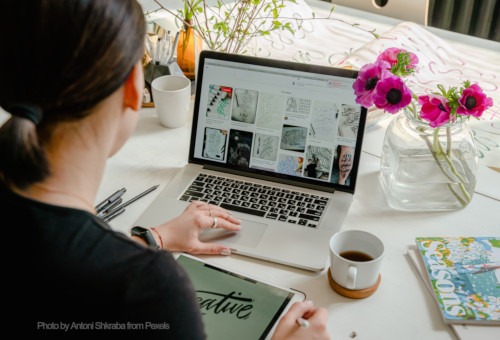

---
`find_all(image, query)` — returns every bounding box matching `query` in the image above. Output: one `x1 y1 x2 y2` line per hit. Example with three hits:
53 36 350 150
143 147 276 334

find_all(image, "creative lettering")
197 290 253 319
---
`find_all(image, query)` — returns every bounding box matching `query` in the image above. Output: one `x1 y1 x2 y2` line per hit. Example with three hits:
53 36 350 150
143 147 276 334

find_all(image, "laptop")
134 50 367 271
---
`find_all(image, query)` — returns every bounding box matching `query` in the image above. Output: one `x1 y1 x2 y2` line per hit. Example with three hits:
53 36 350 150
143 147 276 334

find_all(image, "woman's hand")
153 201 241 255
271 301 330 340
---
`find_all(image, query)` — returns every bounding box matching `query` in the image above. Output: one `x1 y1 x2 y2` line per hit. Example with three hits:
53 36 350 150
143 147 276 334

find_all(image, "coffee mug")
151 75 191 128
329 230 384 291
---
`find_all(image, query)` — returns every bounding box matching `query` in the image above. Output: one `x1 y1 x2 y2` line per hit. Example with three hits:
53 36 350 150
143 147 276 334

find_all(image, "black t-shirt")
2 184 205 339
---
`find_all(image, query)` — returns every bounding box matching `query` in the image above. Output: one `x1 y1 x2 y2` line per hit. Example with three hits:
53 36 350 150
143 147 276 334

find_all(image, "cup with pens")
96 185 159 222
143 30 184 107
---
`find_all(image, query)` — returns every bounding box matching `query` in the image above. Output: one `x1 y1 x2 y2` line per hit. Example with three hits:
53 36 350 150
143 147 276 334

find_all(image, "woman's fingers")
193 201 241 229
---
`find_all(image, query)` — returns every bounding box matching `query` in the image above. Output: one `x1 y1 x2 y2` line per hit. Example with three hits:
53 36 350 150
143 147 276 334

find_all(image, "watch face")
131 226 148 235
131 226 159 249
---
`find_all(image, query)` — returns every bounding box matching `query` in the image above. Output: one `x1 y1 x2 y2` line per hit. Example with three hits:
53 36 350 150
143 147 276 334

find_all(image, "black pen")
102 185 159 218
96 198 123 218
95 188 126 213
103 207 125 222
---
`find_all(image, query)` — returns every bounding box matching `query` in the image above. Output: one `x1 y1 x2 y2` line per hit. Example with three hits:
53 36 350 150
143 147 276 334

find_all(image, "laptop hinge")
202 165 336 193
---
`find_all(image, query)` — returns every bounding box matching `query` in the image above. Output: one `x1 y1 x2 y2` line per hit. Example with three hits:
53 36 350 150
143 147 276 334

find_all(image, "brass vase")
177 21 202 80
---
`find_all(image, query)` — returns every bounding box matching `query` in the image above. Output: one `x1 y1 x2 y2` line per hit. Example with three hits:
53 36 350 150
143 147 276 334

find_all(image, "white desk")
98 1 500 339
101 108 499 339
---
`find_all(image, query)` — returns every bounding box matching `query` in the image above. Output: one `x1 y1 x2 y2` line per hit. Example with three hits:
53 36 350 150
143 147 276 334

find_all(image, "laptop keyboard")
179 173 329 228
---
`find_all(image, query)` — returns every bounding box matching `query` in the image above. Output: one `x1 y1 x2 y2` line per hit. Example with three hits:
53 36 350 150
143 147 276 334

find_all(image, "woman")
0 0 329 338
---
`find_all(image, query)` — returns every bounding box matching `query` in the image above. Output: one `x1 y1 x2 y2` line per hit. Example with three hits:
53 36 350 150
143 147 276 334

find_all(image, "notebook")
134 50 367 271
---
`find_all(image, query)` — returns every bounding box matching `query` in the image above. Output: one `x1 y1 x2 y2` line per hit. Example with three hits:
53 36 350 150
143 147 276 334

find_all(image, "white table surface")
99 103 499 339
95 2 500 339
0 0 494 339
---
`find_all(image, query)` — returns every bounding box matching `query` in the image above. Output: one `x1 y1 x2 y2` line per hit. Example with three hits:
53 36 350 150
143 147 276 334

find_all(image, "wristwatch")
131 226 159 249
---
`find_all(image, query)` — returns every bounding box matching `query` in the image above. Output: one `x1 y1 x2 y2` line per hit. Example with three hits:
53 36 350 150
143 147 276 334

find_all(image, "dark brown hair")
0 0 146 189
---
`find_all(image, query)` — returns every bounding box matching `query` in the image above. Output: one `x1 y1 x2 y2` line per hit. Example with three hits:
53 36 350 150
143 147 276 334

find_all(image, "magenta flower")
372 75 412 114
352 60 391 108
352 47 493 128
457 84 493 118
418 95 452 127
377 47 418 74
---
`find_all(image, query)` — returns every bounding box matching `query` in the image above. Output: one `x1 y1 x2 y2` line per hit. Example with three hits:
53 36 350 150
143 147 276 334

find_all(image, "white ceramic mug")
329 230 384 290
151 75 191 128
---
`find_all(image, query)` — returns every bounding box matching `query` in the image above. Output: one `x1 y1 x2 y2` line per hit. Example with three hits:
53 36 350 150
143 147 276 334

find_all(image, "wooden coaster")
327 268 381 299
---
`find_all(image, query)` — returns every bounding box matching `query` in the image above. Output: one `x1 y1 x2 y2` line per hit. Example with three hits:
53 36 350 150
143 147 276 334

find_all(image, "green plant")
147 0 379 54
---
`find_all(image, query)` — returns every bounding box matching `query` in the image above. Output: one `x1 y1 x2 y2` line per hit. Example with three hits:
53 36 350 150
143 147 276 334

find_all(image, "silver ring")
212 216 218 228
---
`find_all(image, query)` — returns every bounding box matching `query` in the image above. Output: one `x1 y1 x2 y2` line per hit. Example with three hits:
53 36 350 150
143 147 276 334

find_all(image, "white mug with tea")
329 229 384 291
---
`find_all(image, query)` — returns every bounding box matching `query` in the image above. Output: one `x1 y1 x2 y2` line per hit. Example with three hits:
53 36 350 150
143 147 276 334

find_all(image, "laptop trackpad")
199 219 267 248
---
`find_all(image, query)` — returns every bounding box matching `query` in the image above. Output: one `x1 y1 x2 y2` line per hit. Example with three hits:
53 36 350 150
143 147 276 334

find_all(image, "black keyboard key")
266 213 278 219
306 209 322 216
184 190 204 198
220 203 266 217
298 213 320 221
315 198 328 205
251 203 261 210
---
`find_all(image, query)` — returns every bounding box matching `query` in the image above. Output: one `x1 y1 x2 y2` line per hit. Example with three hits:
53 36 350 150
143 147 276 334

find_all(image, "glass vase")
379 108 478 211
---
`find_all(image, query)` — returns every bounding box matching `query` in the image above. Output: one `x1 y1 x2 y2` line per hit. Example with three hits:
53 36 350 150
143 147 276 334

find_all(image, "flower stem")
432 128 471 205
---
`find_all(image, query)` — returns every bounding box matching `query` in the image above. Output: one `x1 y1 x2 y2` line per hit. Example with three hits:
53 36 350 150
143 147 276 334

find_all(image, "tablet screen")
177 254 299 339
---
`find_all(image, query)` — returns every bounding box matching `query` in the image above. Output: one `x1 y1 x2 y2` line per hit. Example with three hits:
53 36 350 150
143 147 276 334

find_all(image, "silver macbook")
134 50 367 271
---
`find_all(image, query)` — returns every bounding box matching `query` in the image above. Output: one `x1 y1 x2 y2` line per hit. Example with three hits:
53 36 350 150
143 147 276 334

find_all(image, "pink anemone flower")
418 95 452 127
352 60 392 108
377 47 418 71
372 75 412 114
457 84 493 118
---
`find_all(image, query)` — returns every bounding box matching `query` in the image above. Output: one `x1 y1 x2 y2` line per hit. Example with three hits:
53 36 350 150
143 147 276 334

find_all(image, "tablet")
176 254 306 340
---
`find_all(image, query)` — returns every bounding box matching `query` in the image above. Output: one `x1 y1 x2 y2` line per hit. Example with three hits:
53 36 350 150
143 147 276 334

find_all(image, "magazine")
407 246 500 340
414 237 500 325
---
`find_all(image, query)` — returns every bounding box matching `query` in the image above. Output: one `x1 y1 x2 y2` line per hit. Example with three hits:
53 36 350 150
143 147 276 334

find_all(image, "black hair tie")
7 103 43 125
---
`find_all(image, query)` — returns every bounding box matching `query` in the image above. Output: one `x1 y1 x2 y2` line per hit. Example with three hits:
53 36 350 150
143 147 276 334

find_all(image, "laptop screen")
189 51 367 194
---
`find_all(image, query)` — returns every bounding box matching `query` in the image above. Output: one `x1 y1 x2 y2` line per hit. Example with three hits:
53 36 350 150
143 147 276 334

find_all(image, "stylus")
296 317 309 328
